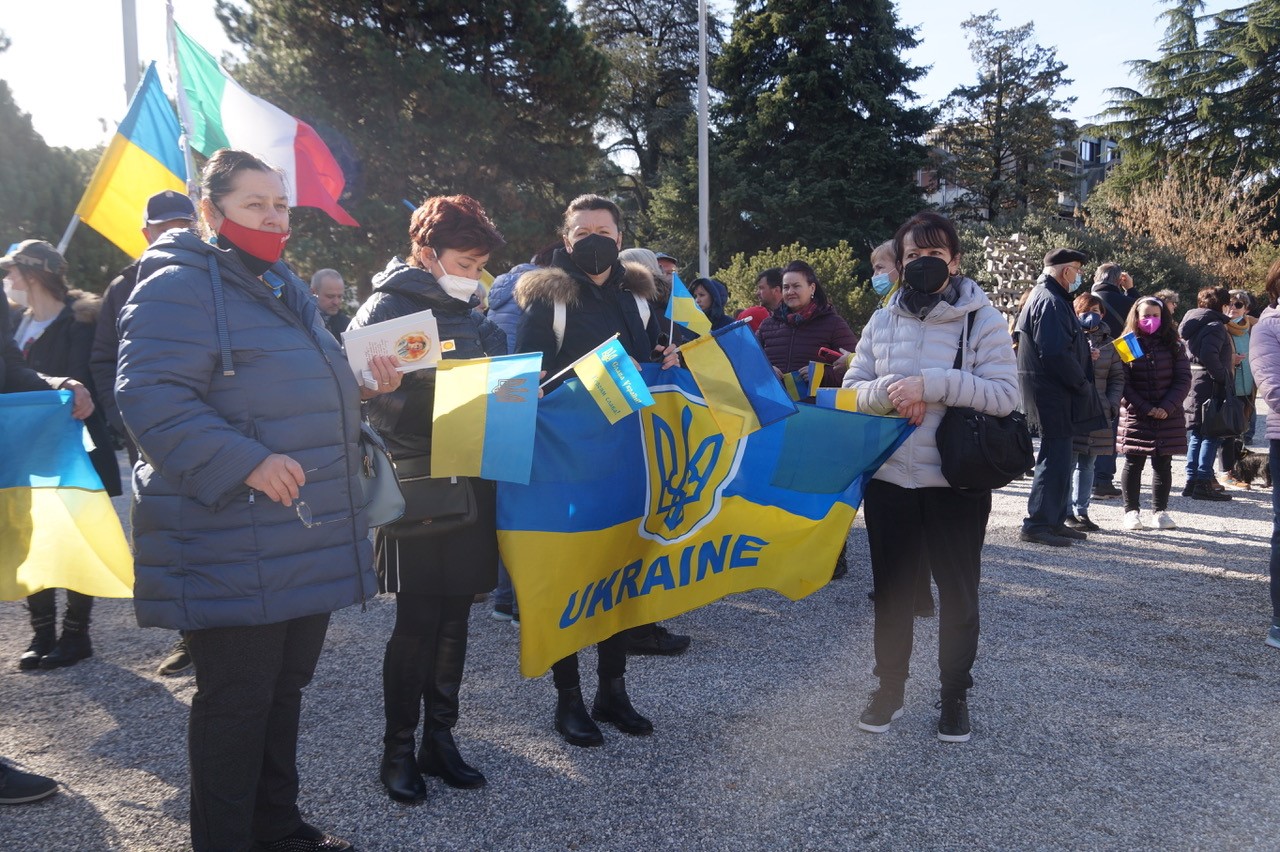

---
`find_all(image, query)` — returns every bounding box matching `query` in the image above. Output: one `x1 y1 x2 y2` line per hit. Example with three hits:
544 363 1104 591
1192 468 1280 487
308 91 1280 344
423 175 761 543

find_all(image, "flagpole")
167 1 198 196
122 0 140 99
55 216 80 255
697 0 710 279
538 333 621 390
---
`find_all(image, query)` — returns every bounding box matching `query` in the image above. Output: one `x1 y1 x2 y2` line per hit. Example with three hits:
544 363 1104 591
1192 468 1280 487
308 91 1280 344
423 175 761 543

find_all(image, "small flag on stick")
572 337 656 424
681 320 797 440
782 361 827 401
665 272 712 337
1113 332 1145 363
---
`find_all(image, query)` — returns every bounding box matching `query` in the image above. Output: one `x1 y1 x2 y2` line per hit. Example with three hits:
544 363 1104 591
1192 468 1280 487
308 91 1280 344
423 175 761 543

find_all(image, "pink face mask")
1138 315 1161 335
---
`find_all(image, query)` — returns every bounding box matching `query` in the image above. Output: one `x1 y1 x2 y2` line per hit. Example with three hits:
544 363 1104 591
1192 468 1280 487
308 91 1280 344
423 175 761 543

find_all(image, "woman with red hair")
349 195 508 804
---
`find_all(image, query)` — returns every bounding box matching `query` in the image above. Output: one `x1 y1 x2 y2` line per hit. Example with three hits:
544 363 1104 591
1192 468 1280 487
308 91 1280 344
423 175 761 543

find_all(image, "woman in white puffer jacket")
843 211 1019 744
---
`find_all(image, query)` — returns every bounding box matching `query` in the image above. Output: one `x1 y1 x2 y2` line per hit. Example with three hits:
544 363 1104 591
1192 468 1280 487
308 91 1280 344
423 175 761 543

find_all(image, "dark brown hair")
1125 296 1179 348
561 194 622 235
14 266 68 301
1264 258 1280 308
1073 293 1104 316
408 195 504 266
1197 286 1229 311
892 211 962 267
782 260 829 308
199 149 286 238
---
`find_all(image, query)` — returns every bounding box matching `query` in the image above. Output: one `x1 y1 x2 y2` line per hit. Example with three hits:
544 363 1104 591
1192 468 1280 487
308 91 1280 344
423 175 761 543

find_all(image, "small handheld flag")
431 353 542 484
681 319 797 440
781 361 827 401
665 272 712 337
572 337 656 424
1113 332 1144 363
816 388 859 412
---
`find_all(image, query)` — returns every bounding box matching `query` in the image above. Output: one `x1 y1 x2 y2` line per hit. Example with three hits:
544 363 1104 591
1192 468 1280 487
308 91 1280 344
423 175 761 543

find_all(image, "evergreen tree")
702 0 933 263
934 12 1076 222
215 1 608 290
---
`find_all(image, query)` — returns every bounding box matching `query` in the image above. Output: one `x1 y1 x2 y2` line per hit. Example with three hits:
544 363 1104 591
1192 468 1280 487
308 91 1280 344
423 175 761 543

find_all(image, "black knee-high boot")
40 591 93 669
19 591 57 671
380 636 429 803
417 610 484 789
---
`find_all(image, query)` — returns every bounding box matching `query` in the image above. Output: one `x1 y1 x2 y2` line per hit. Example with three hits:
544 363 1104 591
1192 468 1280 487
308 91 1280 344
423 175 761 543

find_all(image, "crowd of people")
3 148 1279 851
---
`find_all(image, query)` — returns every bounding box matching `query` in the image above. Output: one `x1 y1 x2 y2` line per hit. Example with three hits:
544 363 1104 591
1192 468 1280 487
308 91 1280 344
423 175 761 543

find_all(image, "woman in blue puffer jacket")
117 149 401 852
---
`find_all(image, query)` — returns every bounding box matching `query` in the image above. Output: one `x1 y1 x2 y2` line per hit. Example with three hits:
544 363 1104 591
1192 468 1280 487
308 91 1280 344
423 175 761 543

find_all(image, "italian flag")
174 23 358 226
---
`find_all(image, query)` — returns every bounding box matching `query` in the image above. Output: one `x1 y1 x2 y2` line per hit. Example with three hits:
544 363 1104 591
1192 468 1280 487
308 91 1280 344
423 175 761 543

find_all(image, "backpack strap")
634 293 651 329
952 311 978 372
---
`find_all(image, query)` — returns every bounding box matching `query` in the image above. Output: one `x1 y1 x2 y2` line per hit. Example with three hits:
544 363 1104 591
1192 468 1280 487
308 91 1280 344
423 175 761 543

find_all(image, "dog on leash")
1231 447 1272 489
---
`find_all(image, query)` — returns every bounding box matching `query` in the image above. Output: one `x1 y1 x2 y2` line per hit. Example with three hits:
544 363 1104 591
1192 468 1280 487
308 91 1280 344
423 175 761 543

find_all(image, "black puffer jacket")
349 258 507 458
1178 307 1234 429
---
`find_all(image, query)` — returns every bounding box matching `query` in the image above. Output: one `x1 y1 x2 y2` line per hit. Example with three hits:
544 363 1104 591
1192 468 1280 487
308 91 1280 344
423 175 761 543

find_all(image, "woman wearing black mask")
842 212 1019 744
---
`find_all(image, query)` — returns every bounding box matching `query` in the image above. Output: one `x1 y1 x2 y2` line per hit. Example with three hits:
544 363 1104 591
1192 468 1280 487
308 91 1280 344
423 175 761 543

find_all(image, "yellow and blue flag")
75 63 188 258
431 352 542 484
665 272 713 337
572 337 655 424
497 366 913 677
680 319 797 441
1114 331 1145 363
781 361 827 401
0 391 134 601
816 387 859 412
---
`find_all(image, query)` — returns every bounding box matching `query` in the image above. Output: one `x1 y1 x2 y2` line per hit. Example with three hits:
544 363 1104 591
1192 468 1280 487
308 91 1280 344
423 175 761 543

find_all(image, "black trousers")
863 479 990 698
26 588 93 627
391 592 472 729
1122 453 1173 512
186 613 330 852
550 633 628 690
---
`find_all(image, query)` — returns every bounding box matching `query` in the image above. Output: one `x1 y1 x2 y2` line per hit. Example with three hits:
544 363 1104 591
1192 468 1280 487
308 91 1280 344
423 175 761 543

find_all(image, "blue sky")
0 0 1234 149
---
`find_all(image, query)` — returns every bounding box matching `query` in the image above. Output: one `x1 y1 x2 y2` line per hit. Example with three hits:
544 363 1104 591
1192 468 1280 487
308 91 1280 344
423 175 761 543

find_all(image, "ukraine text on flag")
74 63 188 259
571 337 656 425
496 365 913 677
0 392 134 601
665 272 712 337
680 319 797 441
1113 332 1145 363
430 353 542 484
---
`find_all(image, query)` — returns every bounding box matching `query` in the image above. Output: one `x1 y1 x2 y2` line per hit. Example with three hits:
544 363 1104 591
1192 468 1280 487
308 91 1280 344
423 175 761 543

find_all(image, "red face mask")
215 211 290 265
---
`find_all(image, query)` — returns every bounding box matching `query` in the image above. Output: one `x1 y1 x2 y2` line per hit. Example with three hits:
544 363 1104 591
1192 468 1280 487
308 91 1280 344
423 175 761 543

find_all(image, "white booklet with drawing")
341 308 442 388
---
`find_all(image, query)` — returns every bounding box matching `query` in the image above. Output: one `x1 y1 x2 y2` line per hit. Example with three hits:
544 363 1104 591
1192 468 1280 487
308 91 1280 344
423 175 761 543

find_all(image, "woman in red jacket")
755 260 858 393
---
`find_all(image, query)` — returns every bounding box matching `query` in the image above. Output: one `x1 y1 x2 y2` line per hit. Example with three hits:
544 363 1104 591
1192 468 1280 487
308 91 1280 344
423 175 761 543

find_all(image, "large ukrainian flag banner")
74 63 188 259
497 366 912 677
0 392 133 601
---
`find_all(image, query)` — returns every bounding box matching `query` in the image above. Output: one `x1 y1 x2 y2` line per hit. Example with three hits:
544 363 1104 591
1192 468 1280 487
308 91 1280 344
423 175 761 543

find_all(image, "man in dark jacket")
1179 286 1235 501
1015 249 1107 546
88 189 197 678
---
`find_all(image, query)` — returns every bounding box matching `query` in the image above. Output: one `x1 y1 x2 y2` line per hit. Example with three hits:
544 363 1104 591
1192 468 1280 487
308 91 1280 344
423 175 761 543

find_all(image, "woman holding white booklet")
348 194 507 804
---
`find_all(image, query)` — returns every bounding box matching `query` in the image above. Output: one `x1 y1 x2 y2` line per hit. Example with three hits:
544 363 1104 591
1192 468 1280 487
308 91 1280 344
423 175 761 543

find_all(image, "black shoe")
555 686 604 747
1190 481 1232 502
1064 514 1100 532
39 630 92 669
626 623 690 656
1052 525 1087 540
857 686 905 733
831 558 849 580
1091 482 1121 498
255 823 354 851
1182 481 1196 497
418 729 485 789
18 627 56 672
0 762 57 804
1019 529 1073 547
156 636 192 676
937 695 971 743
592 677 654 736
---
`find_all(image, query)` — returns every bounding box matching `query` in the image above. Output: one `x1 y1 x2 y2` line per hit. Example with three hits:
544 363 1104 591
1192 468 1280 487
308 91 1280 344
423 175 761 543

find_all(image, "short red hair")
408 195 504 265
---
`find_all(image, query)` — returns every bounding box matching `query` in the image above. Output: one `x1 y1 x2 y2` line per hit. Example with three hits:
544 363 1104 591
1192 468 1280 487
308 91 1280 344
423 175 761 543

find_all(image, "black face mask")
569 233 620 276
902 256 951 293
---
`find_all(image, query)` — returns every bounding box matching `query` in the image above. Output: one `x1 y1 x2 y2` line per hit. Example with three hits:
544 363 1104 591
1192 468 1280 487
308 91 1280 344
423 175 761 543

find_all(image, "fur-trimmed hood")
514 259 656 310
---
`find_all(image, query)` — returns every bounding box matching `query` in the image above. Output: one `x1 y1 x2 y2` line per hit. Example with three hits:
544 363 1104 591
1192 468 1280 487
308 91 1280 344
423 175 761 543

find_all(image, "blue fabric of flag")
117 64 188 177
0 391 103 490
480 353 541 482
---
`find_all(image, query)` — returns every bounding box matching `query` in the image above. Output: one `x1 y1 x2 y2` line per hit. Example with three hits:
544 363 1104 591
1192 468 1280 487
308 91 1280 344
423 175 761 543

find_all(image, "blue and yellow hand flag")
665 272 712 337
782 361 827 401
1113 331 1144 363
74 63 188 258
0 391 134 601
571 337 655 425
680 319 797 441
496 365 914 677
816 387 859 412
431 352 542 484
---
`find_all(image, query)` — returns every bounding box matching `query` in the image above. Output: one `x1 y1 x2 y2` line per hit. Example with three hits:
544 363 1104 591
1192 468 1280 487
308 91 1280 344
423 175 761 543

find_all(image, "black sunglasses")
1230 301 1248 309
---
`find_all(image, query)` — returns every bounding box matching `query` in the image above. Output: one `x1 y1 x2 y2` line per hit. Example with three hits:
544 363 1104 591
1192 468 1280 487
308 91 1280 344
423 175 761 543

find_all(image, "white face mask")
432 258 479 303
4 277 27 308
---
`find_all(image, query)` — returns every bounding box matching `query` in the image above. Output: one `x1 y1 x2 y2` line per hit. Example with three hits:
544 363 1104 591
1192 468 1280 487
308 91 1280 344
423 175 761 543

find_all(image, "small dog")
1231 447 1272 489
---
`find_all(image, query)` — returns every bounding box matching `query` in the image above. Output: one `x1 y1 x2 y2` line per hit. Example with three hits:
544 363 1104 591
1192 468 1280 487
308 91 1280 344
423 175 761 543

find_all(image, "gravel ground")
2 433 1278 851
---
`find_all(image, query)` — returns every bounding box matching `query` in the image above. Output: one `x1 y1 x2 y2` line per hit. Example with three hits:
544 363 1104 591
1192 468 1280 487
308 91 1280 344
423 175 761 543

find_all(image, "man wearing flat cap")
1014 248 1107 547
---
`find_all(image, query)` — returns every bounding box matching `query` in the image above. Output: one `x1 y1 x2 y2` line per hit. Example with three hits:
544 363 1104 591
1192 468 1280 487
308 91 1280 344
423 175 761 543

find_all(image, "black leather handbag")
382 454 478 539
936 312 1035 491
1200 383 1245 439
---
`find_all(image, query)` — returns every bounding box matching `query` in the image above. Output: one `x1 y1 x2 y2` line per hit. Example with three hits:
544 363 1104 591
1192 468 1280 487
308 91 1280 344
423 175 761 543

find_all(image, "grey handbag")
358 422 407 527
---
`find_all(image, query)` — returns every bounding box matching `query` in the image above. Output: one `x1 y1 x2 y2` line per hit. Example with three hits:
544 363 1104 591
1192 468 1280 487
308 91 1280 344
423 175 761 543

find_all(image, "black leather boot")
591 676 653 736
380 636 428 804
19 614 56 671
39 615 92 670
417 612 485 788
555 686 604 747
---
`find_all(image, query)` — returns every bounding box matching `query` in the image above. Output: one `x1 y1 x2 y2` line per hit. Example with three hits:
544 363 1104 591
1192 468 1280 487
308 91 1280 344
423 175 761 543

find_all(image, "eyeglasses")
1229 301 1248 310
293 466 353 529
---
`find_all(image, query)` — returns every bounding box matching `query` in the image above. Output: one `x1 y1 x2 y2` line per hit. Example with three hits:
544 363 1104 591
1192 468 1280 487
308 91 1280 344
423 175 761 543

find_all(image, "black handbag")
382 453 478 539
1200 383 1245 439
936 312 1035 491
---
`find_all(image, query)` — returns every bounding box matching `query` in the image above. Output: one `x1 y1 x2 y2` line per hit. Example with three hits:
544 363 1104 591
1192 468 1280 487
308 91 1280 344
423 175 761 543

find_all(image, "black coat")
17 293 121 496
2 299 50 394
1014 274 1106 438
1179 307 1234 429
90 260 140 437
349 258 507 596
1091 280 1137 338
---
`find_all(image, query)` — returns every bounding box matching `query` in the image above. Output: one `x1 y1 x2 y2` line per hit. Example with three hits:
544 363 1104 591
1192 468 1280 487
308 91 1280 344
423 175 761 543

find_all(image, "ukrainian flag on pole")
665 272 712 337
0 392 133 601
74 63 188 258
681 319 797 441
781 361 826 401
431 353 542 484
1113 332 1145 363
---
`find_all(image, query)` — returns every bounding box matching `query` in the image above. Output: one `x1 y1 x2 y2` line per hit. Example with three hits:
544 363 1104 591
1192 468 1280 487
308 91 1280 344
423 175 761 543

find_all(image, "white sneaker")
1123 510 1144 530
1153 511 1176 530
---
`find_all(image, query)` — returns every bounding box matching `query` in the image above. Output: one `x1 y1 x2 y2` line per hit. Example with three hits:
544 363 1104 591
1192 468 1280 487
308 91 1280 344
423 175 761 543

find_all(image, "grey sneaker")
157 637 192 676
857 687 904 733
1267 619 1280 650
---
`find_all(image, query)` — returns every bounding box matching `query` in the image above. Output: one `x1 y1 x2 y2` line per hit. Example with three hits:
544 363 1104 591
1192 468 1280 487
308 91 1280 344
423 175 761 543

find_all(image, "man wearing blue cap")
90 189 198 677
